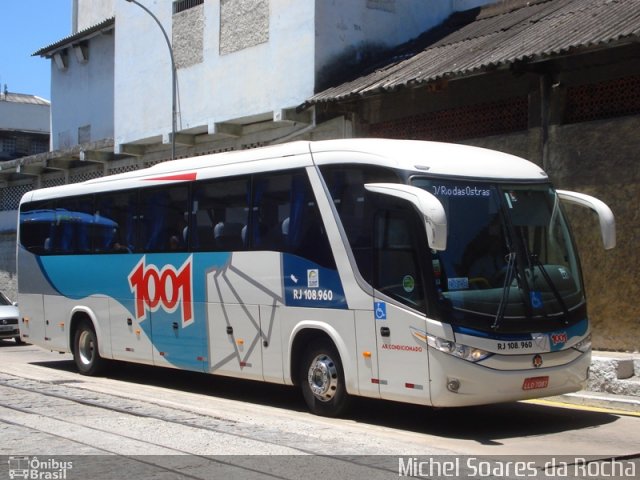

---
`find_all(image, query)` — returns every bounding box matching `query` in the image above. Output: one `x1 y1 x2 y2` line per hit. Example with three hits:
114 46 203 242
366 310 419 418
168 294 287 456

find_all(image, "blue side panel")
282 254 347 309
37 252 231 371
150 302 207 370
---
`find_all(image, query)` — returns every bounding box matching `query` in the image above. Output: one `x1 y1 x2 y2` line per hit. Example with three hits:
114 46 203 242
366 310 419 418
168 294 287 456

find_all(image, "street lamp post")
124 0 177 160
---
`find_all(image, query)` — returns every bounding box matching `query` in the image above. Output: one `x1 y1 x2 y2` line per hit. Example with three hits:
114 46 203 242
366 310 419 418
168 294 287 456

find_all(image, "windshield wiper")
491 252 517 330
529 254 570 324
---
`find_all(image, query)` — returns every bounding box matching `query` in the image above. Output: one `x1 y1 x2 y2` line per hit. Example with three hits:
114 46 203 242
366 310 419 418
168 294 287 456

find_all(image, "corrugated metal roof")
0 92 50 106
309 0 640 104
33 17 115 57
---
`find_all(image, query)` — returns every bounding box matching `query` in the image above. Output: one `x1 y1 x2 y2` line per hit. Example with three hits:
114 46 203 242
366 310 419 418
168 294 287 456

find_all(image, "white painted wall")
112 0 496 148
114 0 316 147
453 0 494 11
0 101 49 133
314 0 495 87
115 0 182 145
74 0 115 32
50 31 115 150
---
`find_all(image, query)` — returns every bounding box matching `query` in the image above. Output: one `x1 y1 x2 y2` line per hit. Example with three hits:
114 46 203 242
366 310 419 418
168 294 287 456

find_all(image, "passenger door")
372 205 431 405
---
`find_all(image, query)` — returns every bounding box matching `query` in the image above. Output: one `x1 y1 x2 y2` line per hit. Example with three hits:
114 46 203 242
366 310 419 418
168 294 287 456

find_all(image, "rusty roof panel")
310 0 640 103
0 92 50 106
33 17 115 57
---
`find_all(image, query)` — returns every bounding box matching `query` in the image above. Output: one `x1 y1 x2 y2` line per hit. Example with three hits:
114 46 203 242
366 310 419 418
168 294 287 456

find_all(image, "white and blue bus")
17 139 615 416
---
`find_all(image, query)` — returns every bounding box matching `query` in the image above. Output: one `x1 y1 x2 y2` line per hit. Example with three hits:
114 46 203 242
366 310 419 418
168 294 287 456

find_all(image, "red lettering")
551 332 568 345
381 343 422 352
128 256 193 327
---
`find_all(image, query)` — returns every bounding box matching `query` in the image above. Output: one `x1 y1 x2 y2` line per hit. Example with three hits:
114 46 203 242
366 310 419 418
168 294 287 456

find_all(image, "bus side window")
191 176 250 252
54 195 95 254
19 200 56 254
373 202 427 313
250 170 336 269
139 185 189 252
319 165 401 283
95 190 138 253
285 172 336 269
251 173 290 252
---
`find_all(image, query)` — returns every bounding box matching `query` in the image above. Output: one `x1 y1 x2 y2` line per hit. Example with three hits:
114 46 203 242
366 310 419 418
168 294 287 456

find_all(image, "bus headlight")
426 334 491 363
572 334 592 353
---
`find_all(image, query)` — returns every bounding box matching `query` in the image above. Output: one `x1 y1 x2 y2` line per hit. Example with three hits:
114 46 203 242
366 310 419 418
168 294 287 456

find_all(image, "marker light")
447 378 461 393
426 334 491 363
572 334 592 353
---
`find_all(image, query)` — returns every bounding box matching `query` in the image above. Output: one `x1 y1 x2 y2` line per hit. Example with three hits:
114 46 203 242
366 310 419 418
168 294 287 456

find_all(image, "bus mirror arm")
364 183 447 251
556 190 616 250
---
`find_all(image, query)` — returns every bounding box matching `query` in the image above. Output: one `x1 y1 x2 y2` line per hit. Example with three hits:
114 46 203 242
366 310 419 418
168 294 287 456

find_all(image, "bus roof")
21 139 548 203
309 139 547 181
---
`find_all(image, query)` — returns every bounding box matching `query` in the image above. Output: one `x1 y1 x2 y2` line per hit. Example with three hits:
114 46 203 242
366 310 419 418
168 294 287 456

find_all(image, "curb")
547 391 640 414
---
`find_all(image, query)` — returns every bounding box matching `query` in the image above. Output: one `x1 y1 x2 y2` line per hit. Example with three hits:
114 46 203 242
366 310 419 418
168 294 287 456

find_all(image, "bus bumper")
428 348 591 407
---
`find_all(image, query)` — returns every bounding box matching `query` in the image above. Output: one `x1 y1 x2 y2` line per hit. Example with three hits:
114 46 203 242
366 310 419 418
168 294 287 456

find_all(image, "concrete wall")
114 0 316 146
459 118 640 352
0 101 50 133
219 0 269 55
545 117 640 352
51 31 115 150
353 61 639 351
114 0 496 147
314 0 493 90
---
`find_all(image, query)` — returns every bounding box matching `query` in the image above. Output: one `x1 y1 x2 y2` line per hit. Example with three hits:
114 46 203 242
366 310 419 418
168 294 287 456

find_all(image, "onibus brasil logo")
8 456 73 479
128 255 194 328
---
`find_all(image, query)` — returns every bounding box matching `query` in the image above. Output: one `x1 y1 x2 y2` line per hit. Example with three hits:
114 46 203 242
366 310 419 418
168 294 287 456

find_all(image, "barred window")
1 137 16 153
369 97 528 142
31 140 48 155
173 0 204 14
565 75 640 124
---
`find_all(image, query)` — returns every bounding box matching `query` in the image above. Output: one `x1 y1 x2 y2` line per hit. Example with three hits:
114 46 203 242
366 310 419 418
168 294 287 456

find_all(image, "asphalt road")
1 340 639 479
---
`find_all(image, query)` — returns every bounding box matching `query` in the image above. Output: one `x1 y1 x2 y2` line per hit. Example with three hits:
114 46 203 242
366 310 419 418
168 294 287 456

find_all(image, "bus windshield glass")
411 178 584 330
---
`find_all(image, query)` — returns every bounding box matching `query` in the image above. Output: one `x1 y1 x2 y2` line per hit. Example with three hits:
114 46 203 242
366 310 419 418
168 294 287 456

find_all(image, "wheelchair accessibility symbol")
530 291 543 310
374 302 387 320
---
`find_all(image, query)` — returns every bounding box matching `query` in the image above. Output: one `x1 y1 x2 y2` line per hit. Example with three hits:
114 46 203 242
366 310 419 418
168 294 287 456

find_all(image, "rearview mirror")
557 190 616 250
365 183 447 251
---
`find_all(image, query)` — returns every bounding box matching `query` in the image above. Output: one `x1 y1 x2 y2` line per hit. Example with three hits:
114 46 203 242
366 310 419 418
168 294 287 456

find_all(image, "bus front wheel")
300 340 350 417
73 321 105 376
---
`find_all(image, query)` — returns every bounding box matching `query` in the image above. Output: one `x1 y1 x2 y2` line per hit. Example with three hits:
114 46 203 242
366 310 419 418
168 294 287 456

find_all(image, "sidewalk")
547 351 640 413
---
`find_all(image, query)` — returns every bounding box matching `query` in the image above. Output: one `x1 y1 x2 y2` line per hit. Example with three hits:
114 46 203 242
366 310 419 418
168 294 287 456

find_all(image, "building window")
30 140 48 155
78 125 91 144
0 138 16 153
173 0 204 15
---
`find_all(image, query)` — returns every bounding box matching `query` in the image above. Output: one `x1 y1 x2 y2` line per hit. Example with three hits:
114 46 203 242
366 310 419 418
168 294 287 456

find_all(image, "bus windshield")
411 178 584 331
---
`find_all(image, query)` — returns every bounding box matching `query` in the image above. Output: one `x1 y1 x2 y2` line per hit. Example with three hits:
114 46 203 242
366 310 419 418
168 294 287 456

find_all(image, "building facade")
308 0 640 351
0 0 494 298
1 0 636 351
0 90 50 299
0 90 49 162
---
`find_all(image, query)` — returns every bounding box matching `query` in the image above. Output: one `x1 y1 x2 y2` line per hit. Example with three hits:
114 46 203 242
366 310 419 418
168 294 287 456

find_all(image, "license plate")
0 325 14 332
522 376 549 390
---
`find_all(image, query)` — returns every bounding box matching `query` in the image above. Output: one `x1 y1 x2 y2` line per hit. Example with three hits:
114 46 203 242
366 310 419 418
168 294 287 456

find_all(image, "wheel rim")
78 330 95 367
307 353 338 402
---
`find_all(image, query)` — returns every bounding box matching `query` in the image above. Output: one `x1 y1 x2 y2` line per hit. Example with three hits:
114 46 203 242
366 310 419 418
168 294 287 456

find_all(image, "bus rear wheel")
300 339 350 417
73 321 105 376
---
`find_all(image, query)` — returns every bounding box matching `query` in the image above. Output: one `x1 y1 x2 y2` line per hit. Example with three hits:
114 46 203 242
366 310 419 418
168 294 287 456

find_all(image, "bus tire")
300 339 350 417
73 321 105 376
